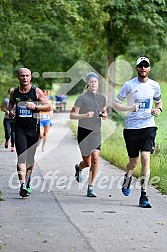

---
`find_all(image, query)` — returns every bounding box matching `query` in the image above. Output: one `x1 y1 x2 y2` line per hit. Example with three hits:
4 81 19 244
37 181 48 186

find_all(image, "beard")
138 71 148 78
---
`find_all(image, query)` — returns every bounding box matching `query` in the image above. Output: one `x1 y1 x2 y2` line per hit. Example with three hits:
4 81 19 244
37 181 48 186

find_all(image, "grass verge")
0 191 4 201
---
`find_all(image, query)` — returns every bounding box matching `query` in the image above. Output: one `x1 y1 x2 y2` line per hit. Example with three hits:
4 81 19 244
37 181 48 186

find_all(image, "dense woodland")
0 0 167 99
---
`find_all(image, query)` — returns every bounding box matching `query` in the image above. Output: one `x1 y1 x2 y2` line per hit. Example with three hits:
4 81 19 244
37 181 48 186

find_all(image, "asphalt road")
0 113 167 252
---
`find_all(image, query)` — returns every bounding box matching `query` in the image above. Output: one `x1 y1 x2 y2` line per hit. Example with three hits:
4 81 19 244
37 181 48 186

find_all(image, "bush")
0 191 4 201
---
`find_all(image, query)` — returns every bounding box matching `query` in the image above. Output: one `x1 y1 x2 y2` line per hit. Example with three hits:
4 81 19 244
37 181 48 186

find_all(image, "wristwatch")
35 105 39 111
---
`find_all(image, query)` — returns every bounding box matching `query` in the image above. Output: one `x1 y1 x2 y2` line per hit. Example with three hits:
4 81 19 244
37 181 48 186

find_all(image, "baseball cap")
136 57 150 66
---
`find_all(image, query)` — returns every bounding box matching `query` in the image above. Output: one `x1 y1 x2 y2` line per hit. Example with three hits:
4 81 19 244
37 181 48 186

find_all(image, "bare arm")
155 101 163 110
49 101 53 118
1 100 9 114
9 90 16 118
26 87 52 112
70 106 94 120
151 101 163 116
112 100 139 112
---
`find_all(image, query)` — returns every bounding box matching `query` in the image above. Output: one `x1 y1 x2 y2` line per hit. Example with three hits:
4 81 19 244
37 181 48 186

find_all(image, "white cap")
136 57 150 66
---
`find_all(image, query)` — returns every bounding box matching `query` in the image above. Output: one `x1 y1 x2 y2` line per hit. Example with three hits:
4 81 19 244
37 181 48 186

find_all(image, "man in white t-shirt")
113 57 162 208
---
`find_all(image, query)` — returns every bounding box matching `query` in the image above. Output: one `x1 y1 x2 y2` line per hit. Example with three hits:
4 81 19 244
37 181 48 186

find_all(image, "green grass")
155 83 167 145
0 191 4 201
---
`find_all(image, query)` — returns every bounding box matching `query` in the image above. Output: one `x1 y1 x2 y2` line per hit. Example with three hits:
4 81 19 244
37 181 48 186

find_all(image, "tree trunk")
105 51 116 115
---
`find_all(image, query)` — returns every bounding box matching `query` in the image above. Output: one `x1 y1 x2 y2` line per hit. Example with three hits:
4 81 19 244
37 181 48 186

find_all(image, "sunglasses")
137 63 150 68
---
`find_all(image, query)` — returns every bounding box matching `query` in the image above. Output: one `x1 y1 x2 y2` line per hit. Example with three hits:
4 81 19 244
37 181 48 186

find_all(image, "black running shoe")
5 141 9 149
19 184 30 197
139 195 152 208
122 174 132 196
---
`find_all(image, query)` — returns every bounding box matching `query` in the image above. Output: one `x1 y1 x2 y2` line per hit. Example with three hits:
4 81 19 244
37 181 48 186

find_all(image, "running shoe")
87 186 97 197
19 184 30 197
75 164 84 183
122 174 132 196
5 141 9 149
26 180 32 194
139 195 152 208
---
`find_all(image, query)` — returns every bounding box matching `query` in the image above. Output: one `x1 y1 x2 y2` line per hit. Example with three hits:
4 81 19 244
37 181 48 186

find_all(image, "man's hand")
130 103 139 112
151 108 161 117
26 101 36 110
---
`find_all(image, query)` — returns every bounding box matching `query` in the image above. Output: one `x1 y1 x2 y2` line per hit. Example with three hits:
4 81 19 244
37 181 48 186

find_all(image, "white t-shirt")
115 77 161 129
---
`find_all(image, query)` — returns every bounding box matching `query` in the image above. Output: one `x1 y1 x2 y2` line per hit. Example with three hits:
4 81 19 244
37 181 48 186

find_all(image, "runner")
1 88 15 152
70 72 107 197
39 90 53 151
9 68 52 197
113 57 162 208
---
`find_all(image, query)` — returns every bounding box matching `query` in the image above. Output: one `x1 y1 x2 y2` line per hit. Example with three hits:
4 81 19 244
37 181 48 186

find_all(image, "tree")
0 0 167 101
0 0 83 96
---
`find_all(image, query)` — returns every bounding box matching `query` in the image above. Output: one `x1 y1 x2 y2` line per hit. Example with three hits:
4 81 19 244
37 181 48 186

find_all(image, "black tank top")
13 85 39 129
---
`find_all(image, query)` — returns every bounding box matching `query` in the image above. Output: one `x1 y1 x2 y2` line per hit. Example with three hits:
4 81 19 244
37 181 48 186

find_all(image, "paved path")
0 113 167 252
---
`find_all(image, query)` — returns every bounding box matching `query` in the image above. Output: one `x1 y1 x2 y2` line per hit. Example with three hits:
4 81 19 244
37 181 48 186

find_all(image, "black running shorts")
15 126 40 165
77 127 101 156
123 127 157 158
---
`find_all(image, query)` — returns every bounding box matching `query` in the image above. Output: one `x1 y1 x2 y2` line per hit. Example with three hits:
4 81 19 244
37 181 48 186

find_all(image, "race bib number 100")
18 106 32 117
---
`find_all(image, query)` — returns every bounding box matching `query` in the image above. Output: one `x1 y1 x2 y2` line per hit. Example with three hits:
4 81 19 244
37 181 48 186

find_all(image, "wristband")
158 108 162 113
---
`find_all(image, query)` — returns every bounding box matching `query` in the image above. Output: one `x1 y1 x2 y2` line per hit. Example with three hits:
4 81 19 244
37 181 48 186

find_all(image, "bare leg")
42 125 50 151
17 163 30 197
126 157 139 177
88 149 100 186
122 157 139 195
26 164 34 178
140 151 150 192
17 163 27 184
79 155 91 170
39 126 44 147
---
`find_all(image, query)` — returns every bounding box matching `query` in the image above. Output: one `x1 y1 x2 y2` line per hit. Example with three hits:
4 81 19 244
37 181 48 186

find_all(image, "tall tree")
0 0 167 101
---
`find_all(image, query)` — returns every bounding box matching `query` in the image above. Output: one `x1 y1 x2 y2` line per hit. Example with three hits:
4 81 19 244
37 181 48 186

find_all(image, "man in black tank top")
9 68 52 197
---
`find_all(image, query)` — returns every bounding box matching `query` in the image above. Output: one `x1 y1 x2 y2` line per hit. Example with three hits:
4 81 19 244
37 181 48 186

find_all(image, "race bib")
40 114 49 120
17 106 32 117
135 99 150 110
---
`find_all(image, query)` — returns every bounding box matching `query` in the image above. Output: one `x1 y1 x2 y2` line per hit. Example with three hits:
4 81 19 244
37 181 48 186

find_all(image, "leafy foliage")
0 0 167 100
0 190 4 201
